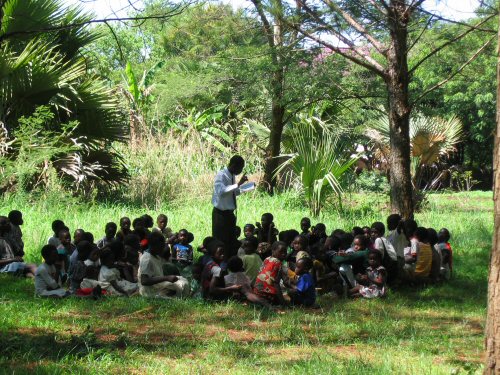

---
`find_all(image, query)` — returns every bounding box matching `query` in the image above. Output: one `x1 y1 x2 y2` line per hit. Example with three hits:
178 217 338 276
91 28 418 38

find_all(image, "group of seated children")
0 210 453 308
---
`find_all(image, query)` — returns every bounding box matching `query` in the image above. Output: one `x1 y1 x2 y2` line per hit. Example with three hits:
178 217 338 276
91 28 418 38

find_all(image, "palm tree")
366 112 463 191
275 115 358 216
0 0 129 190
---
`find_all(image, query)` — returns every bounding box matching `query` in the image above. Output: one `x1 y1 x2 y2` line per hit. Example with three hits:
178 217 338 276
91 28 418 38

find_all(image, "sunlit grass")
0 191 492 374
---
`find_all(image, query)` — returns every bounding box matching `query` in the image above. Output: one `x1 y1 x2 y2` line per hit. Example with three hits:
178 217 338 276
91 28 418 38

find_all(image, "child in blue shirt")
289 257 316 307
172 229 194 268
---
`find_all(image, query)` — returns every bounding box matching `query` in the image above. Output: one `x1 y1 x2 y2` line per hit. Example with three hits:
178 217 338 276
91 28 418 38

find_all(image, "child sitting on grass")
7 210 24 256
253 241 287 305
370 222 398 284
97 222 117 249
255 213 279 244
98 248 138 296
116 217 131 242
241 236 262 285
153 214 173 238
172 229 194 268
237 224 257 257
313 242 343 296
138 232 189 298
48 220 65 247
350 250 386 299
224 256 273 308
57 228 75 273
201 241 241 300
69 240 93 291
35 245 69 298
437 228 453 280
0 216 36 277
403 226 433 283
288 257 316 307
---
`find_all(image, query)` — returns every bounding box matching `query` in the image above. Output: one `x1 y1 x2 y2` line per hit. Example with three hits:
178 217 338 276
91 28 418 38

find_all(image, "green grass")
0 191 492 374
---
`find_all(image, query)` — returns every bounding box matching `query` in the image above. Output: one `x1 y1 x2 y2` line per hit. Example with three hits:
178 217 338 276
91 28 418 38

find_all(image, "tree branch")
322 0 387 56
0 5 188 43
249 0 276 49
408 12 496 74
406 13 434 53
411 35 495 106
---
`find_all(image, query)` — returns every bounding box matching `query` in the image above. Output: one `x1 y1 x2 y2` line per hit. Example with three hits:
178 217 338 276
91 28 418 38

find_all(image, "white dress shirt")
212 168 241 211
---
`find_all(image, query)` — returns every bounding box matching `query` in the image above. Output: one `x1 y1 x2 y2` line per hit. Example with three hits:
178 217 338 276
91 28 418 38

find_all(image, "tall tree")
292 0 495 217
485 2 500 371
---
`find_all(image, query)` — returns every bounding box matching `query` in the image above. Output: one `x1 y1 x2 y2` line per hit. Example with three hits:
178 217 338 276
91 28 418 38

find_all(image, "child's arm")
188 246 193 263
209 276 241 296
140 273 178 286
371 269 386 286
110 280 129 296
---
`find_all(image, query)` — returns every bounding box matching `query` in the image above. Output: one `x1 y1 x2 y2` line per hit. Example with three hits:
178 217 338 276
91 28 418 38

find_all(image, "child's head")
295 257 313 275
351 226 364 237
120 217 131 231
157 214 168 230
271 241 288 261
58 228 71 247
132 217 145 231
243 224 255 238
109 239 126 260
141 214 154 229
292 235 309 252
105 222 117 239
387 214 402 231
199 236 216 253
403 219 418 239
227 256 244 273
242 236 259 255
331 228 346 238
313 223 326 237
8 210 23 226
438 228 450 243
178 229 190 245
339 233 354 251
368 250 383 268
88 247 100 262
73 229 85 245
51 220 65 236
208 240 225 263
353 235 369 251
300 217 311 233
124 233 141 250
427 228 438 247
100 248 115 267
362 226 371 238
279 229 299 247
82 231 94 244
148 232 166 255
370 222 385 240
76 240 93 261
323 236 341 252
414 227 429 243
0 216 11 236
261 213 274 227
41 244 58 265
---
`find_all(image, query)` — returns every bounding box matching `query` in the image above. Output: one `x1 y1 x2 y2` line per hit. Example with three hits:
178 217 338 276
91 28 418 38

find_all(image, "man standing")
212 155 248 259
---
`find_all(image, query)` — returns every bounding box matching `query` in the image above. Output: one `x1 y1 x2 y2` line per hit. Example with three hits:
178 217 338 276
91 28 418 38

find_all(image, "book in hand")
240 182 256 193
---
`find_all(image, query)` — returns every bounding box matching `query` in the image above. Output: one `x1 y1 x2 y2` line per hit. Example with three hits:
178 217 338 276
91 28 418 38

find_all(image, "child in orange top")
253 241 287 305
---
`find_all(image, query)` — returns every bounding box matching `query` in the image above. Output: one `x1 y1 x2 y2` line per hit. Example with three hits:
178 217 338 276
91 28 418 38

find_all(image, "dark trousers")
212 207 238 260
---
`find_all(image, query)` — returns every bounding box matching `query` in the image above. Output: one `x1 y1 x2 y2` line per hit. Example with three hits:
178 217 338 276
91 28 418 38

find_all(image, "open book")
239 182 256 193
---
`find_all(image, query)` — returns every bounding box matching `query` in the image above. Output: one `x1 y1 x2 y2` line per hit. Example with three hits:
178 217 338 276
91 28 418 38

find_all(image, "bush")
355 170 389 193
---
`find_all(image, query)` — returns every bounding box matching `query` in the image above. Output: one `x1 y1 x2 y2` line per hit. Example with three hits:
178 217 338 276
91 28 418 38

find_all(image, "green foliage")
276 116 358 216
0 0 129 192
366 112 464 191
355 170 390 193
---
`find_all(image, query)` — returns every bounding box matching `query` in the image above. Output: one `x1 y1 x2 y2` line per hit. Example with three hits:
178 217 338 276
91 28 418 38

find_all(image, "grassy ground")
0 191 492 374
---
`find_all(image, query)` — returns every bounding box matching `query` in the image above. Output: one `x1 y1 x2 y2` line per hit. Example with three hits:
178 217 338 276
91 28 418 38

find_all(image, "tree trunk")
484 3 500 371
262 10 285 193
263 87 285 193
386 1 414 219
